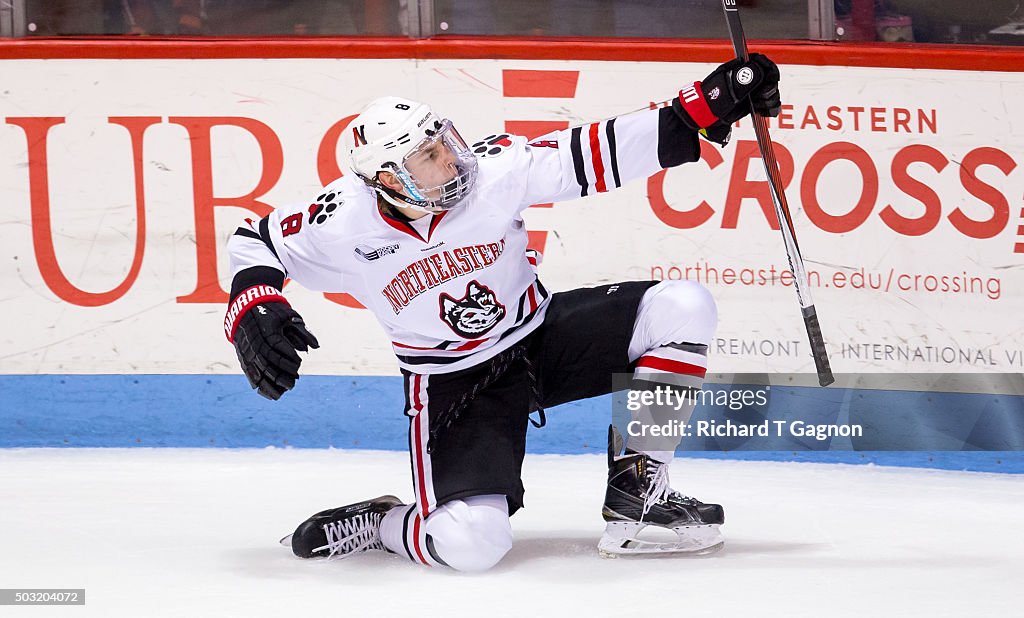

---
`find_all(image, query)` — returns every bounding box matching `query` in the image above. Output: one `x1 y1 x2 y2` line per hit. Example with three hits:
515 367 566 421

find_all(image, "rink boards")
1 41 1022 466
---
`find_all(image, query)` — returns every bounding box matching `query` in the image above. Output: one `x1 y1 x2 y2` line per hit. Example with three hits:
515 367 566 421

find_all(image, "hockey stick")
720 0 834 386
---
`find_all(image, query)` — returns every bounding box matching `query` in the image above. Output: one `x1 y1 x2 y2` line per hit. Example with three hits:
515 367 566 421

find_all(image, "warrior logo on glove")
226 284 320 401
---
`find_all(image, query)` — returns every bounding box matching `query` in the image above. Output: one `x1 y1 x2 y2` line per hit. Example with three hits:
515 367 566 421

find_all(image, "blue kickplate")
2 374 1023 473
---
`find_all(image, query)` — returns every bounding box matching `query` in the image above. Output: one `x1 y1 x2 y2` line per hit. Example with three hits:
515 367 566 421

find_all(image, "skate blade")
598 522 724 558
279 534 293 547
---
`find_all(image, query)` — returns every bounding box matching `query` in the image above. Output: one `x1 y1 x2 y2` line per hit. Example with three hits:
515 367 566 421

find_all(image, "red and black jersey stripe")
569 120 623 198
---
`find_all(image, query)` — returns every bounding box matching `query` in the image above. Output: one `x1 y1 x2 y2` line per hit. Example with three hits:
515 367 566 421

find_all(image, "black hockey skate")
600 426 724 557
283 495 402 559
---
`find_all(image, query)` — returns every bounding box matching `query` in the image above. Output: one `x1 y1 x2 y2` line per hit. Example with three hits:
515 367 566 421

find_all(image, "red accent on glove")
224 285 289 342
677 81 720 129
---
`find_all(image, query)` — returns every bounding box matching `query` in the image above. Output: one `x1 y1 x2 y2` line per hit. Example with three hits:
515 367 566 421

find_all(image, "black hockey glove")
224 285 319 401
672 53 782 146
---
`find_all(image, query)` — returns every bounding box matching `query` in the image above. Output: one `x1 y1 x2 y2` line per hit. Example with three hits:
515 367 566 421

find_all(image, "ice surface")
0 449 1020 617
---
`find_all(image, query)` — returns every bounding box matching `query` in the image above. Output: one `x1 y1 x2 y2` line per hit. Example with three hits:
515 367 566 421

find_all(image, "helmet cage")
374 119 477 214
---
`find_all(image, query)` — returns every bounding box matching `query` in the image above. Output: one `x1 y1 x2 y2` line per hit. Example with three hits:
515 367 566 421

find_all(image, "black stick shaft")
721 0 834 387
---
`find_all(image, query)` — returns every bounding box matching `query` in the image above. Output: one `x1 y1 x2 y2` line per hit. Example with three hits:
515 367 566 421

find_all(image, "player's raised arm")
516 54 781 207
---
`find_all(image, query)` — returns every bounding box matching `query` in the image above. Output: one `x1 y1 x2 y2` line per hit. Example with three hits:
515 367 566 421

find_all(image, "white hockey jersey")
227 105 698 374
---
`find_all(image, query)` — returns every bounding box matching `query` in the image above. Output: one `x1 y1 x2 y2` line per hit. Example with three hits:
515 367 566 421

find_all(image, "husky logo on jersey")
471 134 513 158
354 242 400 262
309 192 343 225
439 281 505 338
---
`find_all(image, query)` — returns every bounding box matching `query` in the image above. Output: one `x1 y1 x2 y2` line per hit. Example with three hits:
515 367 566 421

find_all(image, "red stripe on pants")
412 376 431 517
411 513 428 565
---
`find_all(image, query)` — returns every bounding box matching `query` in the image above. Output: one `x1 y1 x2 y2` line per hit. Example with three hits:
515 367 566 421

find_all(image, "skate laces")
641 461 670 520
315 513 382 559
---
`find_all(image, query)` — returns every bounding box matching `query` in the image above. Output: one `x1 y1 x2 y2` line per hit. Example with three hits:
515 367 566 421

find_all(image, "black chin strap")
373 178 434 215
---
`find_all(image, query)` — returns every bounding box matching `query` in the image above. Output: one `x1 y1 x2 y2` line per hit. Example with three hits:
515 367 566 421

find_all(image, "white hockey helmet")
347 96 478 214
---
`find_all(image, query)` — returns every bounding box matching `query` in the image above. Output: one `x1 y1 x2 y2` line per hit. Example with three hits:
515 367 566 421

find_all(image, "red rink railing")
0 36 1022 72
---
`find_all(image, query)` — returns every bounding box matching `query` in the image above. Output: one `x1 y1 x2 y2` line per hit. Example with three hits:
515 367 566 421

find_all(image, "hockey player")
224 55 781 570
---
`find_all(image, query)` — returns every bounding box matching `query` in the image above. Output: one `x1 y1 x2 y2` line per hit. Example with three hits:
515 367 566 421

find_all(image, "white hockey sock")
379 503 411 557
625 343 707 463
379 503 444 567
379 497 513 572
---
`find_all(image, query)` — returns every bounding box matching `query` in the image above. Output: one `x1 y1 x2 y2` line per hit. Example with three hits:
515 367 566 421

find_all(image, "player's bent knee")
424 494 513 572
658 280 718 330
638 280 719 347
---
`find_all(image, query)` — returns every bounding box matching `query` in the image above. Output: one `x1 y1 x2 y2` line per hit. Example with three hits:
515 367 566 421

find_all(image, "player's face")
404 140 459 200
383 119 478 212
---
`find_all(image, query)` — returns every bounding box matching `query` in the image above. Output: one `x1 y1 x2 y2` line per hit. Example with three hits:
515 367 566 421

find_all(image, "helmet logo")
353 125 367 147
